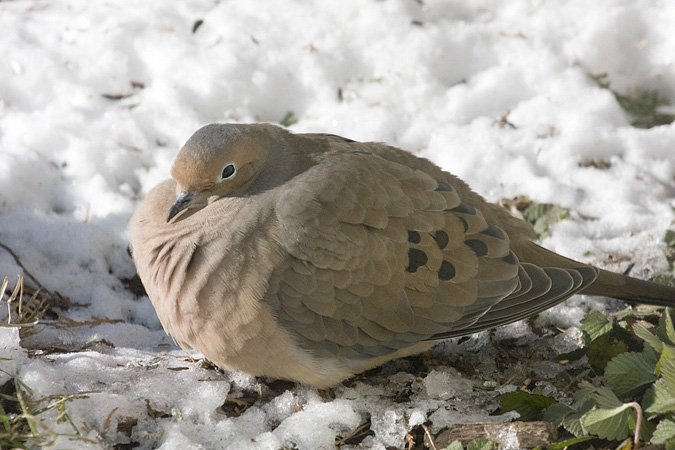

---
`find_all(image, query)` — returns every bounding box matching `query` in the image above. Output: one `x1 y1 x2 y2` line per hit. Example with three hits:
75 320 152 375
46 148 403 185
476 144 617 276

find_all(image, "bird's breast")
132 190 288 353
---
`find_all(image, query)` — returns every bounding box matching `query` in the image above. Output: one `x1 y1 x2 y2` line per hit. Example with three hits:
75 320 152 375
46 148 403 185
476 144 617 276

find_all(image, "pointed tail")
514 239 675 307
581 269 675 307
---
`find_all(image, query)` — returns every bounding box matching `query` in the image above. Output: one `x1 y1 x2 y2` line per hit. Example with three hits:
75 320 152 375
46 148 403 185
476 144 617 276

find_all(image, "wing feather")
274 144 597 363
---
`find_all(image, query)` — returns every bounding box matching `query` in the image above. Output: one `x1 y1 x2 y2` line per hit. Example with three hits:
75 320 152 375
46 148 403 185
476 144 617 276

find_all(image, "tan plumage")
129 123 675 388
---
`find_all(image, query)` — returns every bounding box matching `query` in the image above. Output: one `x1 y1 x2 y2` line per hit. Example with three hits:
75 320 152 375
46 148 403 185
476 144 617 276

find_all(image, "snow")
1 0 674 448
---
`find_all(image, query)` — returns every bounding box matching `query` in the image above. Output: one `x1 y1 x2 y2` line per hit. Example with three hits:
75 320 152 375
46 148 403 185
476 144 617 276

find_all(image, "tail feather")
514 238 675 307
581 269 675 307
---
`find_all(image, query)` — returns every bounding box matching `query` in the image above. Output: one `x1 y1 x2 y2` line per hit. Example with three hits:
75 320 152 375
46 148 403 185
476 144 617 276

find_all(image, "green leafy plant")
521 203 570 240
652 230 675 288
501 390 557 422
280 111 299 127
500 307 675 447
591 73 675 129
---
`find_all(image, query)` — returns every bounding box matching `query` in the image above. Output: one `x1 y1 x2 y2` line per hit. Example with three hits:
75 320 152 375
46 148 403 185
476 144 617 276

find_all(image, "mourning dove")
129 123 675 388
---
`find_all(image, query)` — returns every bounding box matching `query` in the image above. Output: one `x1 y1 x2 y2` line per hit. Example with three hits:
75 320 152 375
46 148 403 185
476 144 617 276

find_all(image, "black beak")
167 191 196 222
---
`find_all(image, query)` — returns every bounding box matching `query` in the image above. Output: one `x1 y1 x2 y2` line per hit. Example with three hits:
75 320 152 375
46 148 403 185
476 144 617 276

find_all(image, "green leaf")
500 391 556 421
644 343 661 366
542 402 576 426
605 351 658 397
658 344 675 375
466 438 494 450
575 380 598 398
615 305 663 320
593 386 623 409
587 334 628 371
581 402 635 441
522 203 570 239
644 380 675 415
562 412 588 437
666 439 675 450
559 386 597 437
561 397 596 438
572 381 599 409
651 416 675 444
443 441 465 450
279 111 298 127
663 358 675 387
615 88 675 129
582 387 644 441
653 273 675 288
591 74 675 129
580 311 612 341
658 309 675 346
629 408 655 442
666 309 675 341
645 359 675 415
666 230 675 248
633 322 664 353
551 370 575 391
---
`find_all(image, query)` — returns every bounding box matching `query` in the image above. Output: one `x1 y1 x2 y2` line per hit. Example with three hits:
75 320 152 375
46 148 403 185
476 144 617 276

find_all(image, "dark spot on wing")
449 203 476 215
465 239 488 256
482 223 505 240
407 230 421 244
436 181 453 192
406 248 428 273
456 216 468 232
503 251 518 265
433 230 449 249
438 260 456 281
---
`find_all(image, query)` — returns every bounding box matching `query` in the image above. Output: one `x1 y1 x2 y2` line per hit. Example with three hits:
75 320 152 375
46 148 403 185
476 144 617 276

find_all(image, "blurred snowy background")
1 1 674 449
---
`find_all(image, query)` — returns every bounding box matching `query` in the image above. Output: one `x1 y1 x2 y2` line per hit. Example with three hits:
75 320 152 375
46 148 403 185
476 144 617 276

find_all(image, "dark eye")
219 162 236 181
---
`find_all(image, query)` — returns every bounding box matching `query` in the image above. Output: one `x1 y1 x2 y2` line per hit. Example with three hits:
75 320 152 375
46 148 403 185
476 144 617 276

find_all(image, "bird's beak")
167 190 197 222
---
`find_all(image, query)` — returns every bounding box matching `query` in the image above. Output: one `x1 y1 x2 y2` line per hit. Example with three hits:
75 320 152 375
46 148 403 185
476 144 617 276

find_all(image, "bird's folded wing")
273 147 541 359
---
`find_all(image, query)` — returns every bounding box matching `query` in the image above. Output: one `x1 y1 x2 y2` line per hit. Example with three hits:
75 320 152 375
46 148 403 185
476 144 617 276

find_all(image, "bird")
129 122 675 388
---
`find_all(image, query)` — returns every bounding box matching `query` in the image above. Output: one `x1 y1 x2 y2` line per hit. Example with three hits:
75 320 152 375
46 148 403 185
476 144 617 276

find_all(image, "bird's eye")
219 162 236 181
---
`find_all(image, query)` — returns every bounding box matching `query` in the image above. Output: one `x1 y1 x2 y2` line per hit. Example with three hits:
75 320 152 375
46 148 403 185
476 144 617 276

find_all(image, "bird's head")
166 123 281 222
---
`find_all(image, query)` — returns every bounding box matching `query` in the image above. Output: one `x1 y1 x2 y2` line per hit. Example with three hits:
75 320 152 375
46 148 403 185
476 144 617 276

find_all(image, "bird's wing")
272 140 595 360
